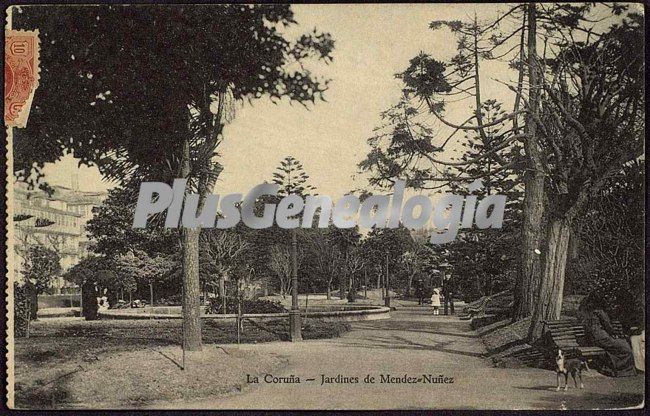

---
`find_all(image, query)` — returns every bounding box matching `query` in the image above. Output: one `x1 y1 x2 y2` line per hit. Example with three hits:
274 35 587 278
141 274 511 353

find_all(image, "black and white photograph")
4 2 645 410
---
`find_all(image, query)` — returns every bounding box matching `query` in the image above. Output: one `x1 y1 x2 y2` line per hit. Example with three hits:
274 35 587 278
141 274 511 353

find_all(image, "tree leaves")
12 5 334 188
272 156 316 197
397 53 451 99
22 246 62 294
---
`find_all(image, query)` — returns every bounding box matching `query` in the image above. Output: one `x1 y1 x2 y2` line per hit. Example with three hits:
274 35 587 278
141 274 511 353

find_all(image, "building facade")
13 182 107 293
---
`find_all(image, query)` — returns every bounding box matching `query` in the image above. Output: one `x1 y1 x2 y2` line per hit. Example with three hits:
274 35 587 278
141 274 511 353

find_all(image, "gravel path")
158 308 643 410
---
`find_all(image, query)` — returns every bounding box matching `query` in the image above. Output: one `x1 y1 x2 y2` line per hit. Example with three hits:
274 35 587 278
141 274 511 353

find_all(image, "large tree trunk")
326 283 331 300
180 134 202 351
182 227 203 350
528 218 571 339
179 87 227 352
515 174 545 319
513 3 546 321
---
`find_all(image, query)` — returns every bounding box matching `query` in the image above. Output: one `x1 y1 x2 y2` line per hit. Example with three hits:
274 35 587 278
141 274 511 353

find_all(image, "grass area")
476 317 536 368
14 317 351 409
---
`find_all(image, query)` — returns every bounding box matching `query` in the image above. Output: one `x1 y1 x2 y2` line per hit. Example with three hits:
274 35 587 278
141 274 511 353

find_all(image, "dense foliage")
567 162 644 328
13 282 31 337
22 246 62 295
13 5 334 188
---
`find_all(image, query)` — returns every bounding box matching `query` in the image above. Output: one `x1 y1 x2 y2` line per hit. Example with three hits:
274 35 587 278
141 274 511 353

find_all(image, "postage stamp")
3 3 645 412
4 30 40 128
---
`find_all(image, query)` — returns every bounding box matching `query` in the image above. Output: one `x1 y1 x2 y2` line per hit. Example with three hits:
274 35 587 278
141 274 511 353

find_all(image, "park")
8 3 645 411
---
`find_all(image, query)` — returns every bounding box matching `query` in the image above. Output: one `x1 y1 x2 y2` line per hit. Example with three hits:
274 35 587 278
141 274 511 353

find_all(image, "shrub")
206 298 287 315
14 282 30 337
303 320 351 340
81 282 99 320
243 318 351 341
156 294 182 306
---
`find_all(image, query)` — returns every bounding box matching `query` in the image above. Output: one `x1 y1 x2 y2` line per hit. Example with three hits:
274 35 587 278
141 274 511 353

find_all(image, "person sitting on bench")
579 296 636 377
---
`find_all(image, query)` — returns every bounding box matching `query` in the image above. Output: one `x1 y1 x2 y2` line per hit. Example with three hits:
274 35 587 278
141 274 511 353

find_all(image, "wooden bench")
541 318 625 360
459 296 491 320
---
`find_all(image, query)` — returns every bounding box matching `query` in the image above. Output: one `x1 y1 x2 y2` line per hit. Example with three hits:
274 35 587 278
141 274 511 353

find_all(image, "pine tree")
270 156 316 339
442 99 523 301
272 156 316 197
447 99 522 200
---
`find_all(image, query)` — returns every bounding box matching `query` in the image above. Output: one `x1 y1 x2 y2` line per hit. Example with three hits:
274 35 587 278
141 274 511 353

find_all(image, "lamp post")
364 269 368 300
289 229 302 341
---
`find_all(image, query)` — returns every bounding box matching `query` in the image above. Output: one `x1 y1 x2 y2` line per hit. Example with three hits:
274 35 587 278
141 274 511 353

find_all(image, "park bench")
540 318 625 360
459 296 491 320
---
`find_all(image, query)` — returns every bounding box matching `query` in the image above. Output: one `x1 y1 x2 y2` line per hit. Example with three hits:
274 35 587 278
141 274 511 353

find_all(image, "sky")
41 4 519 198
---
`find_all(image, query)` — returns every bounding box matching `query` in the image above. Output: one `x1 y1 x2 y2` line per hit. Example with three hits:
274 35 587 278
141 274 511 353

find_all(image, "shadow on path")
352 321 480 338
326 338 485 358
326 314 488 358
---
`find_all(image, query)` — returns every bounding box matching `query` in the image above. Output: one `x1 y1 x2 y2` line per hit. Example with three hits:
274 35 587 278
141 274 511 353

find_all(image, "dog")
556 349 589 391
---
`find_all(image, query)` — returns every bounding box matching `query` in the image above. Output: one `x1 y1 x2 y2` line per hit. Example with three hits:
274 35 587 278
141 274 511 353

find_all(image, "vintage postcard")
4 3 645 411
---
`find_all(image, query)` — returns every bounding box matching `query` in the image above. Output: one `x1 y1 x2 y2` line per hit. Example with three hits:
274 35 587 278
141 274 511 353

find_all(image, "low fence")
98 304 390 322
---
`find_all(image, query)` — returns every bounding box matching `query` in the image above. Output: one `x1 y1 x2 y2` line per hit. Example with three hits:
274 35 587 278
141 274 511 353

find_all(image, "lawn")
13 317 351 409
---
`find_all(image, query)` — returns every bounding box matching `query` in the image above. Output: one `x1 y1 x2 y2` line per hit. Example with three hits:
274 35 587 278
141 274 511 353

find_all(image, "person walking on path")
430 288 441 315
442 274 455 315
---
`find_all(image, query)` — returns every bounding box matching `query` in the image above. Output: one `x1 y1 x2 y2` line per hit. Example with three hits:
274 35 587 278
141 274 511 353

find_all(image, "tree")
327 226 361 299
362 226 414 297
568 161 644 330
400 244 430 298
20 246 60 320
87 183 180 305
344 245 365 302
23 245 61 295
64 255 114 319
64 255 104 288
438 99 523 303
86 181 178 258
359 4 642 340
13 5 334 350
305 229 344 299
431 227 518 302
272 156 317 197
524 10 644 337
446 100 523 197
270 155 315 341
269 244 304 297
22 245 61 295
357 4 529 318
115 250 175 308
200 228 251 312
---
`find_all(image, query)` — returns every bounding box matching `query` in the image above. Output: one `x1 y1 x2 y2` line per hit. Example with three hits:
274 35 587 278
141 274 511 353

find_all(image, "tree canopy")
13 5 334 187
22 246 61 294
